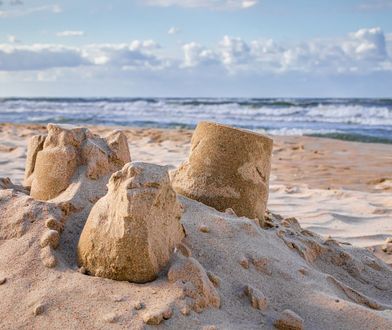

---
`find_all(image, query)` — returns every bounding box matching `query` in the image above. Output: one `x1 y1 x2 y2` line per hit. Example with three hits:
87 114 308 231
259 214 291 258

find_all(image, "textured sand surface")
1 123 392 329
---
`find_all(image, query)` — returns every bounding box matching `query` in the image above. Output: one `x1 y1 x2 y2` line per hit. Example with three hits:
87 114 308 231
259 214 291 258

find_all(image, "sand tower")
171 121 273 226
24 124 130 201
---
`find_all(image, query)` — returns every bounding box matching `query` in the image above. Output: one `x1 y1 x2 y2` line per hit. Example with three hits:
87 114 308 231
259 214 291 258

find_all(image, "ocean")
1 97 391 143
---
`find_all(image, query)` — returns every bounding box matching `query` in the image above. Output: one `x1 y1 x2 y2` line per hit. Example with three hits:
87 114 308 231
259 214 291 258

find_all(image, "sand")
0 123 392 329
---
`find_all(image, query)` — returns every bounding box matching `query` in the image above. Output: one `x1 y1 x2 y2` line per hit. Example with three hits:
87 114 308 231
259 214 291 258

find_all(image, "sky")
0 0 392 97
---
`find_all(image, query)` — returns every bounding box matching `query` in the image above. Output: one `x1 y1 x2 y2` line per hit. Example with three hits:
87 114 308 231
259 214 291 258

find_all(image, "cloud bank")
182 27 391 74
0 28 390 74
0 40 163 71
0 27 391 97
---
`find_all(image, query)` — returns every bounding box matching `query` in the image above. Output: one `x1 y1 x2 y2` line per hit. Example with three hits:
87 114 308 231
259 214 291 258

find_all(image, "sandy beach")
1 123 392 329
2 0 392 327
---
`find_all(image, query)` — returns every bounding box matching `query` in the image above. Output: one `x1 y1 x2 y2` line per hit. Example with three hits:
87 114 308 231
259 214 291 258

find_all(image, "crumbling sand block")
274 309 304 330
77 162 185 283
244 285 268 311
25 124 131 201
45 218 63 233
168 255 220 312
40 246 57 268
142 307 173 325
39 230 60 249
171 121 273 225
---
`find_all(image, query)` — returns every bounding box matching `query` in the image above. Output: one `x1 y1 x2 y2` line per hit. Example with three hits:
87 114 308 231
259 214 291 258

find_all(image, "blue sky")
1 0 392 97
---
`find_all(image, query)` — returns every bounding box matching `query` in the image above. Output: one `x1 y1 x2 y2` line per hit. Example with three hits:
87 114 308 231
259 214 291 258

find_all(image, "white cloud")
168 26 180 35
182 42 219 67
143 0 258 10
84 41 164 70
241 0 257 8
57 30 85 37
130 39 160 50
219 35 250 66
344 27 387 60
6 34 19 43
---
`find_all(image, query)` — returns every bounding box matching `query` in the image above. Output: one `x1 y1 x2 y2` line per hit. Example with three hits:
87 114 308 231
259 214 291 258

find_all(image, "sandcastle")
24 124 130 200
23 122 273 282
20 124 132 269
77 162 185 283
171 121 273 225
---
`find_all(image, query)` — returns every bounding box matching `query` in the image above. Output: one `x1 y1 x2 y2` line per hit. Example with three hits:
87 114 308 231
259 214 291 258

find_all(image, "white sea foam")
0 98 391 141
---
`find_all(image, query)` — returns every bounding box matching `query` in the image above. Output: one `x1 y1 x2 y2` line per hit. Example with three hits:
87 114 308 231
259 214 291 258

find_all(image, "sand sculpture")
24 124 130 200
171 121 273 226
77 162 185 283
